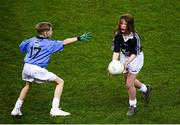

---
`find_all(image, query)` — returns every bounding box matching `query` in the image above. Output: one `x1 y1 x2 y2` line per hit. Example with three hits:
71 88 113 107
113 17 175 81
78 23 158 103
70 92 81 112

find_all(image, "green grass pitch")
0 0 179 124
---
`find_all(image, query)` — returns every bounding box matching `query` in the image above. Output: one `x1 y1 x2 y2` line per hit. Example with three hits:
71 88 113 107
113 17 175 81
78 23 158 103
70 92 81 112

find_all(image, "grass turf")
0 0 180 124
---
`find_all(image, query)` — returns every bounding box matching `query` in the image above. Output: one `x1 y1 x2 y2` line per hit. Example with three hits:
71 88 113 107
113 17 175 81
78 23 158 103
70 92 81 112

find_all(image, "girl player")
111 14 152 116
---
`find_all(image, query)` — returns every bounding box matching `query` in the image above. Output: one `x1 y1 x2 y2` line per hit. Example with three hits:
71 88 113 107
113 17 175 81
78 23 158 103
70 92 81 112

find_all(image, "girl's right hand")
107 67 113 77
123 63 128 73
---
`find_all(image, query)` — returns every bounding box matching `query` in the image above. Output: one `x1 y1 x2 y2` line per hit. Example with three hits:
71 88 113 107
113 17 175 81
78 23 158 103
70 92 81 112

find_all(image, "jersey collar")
36 36 49 39
122 33 133 42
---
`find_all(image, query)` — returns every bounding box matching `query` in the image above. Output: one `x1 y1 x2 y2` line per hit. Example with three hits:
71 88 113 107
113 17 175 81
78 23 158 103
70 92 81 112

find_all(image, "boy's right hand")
78 32 92 41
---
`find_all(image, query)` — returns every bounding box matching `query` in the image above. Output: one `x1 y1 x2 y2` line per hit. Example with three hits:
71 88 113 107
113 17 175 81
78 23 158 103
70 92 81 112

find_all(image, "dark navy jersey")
113 32 142 56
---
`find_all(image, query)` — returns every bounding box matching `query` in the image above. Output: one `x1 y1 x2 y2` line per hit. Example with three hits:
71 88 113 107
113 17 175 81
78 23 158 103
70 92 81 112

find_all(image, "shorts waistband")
25 63 45 68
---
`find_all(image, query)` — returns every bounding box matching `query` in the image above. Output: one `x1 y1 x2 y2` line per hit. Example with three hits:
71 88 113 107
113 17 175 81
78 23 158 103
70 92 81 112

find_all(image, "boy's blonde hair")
35 22 52 34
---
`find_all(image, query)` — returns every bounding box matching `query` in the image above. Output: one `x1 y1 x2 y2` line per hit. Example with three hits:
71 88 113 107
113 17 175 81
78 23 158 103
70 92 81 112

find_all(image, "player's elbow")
63 38 72 45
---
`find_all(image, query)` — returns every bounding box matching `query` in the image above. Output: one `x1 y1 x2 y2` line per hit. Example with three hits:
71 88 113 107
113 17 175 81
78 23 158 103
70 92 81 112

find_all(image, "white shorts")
22 63 57 83
120 52 144 74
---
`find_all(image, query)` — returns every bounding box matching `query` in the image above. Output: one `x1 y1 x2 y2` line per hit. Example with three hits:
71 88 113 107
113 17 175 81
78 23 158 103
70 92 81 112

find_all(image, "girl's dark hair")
114 14 135 35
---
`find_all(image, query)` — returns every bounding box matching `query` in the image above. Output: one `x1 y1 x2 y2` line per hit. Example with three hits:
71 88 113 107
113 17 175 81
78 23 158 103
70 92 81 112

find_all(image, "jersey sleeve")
131 37 138 55
113 33 121 53
19 39 29 52
50 40 64 53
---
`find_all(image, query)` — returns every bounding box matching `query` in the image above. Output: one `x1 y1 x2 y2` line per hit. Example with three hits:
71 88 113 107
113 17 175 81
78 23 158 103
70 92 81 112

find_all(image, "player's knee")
25 82 32 90
55 77 64 86
126 80 134 89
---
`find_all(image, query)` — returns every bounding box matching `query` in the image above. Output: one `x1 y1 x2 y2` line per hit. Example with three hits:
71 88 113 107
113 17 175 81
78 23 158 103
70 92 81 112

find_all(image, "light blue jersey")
19 36 64 67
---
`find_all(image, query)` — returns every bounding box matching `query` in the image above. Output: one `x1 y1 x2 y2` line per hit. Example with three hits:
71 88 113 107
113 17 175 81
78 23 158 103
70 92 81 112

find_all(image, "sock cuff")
139 84 147 92
129 98 137 107
52 97 60 109
53 97 60 102
17 99 23 104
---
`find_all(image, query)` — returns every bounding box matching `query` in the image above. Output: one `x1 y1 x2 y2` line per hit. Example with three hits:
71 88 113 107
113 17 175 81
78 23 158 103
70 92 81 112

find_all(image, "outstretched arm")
63 32 92 45
63 37 78 45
